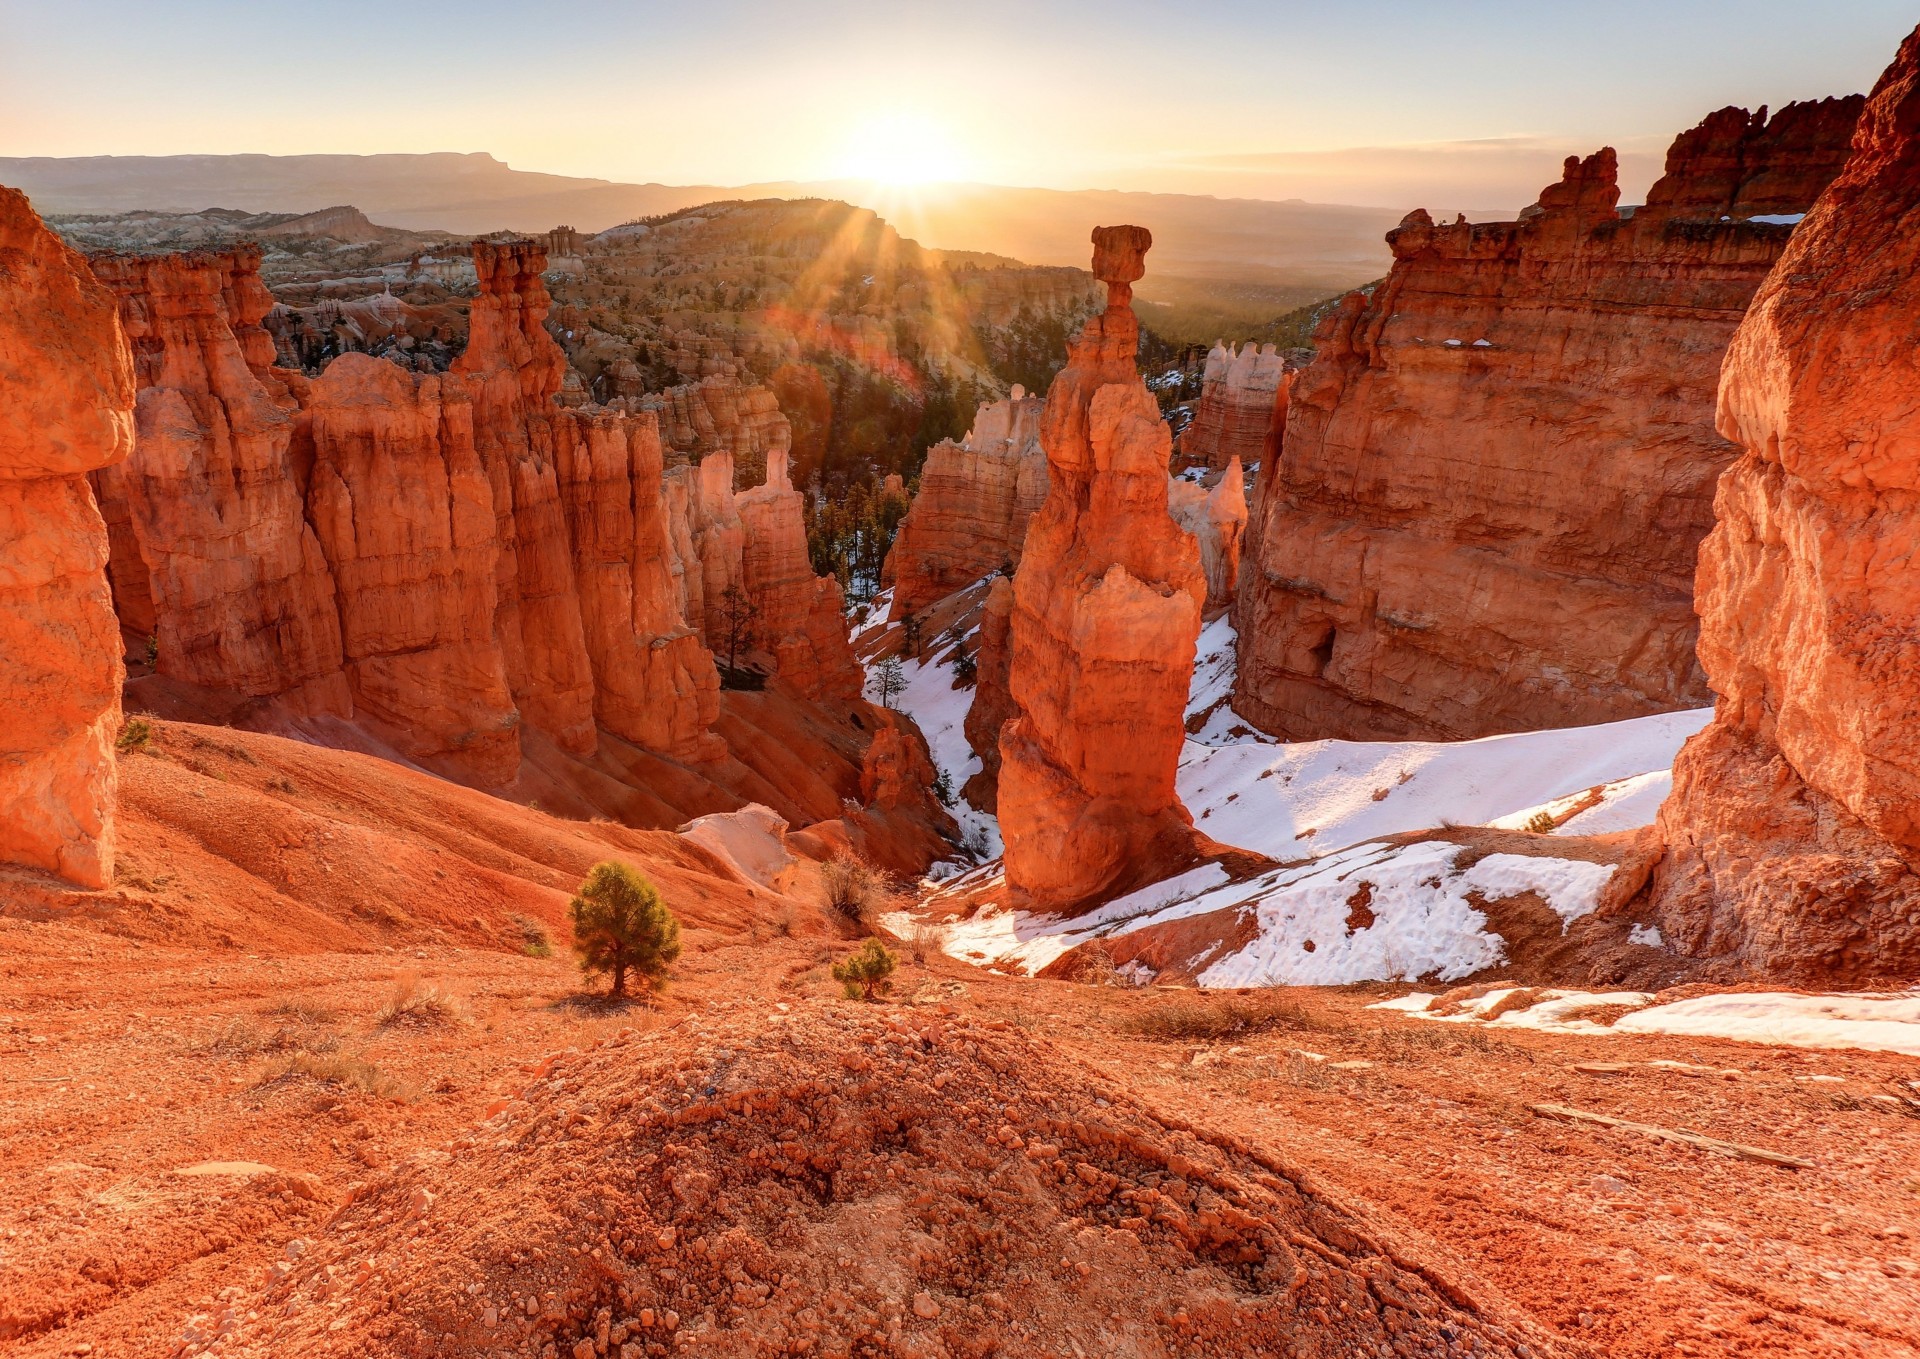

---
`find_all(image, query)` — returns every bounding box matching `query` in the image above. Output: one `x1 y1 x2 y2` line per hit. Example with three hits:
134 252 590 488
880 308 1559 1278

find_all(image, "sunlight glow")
832 111 970 186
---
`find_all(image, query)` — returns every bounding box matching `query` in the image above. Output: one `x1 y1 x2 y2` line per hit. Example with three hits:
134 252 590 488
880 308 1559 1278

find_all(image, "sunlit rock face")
1179 342 1287 473
1650 32 1920 981
882 387 1047 620
89 247 350 717
87 238 732 784
0 185 135 887
997 226 1209 911
1233 96 1864 743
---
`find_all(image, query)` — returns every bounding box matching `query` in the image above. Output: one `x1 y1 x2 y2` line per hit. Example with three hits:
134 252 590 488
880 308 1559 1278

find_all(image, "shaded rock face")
1168 456 1250 611
1179 342 1288 472
664 447 861 701
91 240 725 783
1650 34 1920 980
0 185 135 887
998 226 1209 910
1234 96 1864 743
883 387 1047 619
960 575 1015 812
88 248 349 716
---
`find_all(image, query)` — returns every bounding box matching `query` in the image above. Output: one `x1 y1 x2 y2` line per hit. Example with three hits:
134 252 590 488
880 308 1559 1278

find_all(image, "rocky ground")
5 895 1916 1357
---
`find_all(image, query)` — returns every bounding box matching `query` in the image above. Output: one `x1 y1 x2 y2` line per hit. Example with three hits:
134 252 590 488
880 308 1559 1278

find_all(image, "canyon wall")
1178 342 1288 472
883 387 1046 619
91 239 733 783
1233 96 1864 742
0 186 135 887
1649 34 1920 980
997 227 1209 909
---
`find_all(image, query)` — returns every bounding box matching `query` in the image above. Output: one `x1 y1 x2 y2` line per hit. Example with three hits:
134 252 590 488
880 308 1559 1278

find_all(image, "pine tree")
568 861 681 1000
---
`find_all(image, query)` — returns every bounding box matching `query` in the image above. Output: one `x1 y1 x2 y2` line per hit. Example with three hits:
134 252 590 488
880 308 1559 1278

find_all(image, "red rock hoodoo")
997 226 1210 910
1168 456 1250 611
882 386 1047 619
0 186 135 887
1649 32 1920 980
1233 96 1864 742
1178 341 1289 472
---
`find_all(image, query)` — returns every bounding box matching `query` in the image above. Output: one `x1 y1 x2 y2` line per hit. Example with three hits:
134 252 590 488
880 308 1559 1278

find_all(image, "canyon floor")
5 786 1918 1357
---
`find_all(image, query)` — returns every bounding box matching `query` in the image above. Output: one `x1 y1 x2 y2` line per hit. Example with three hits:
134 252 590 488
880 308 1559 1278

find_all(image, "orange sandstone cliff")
88 241 742 784
1233 97 1864 742
996 227 1210 909
1649 33 1920 980
0 186 135 887
882 387 1047 619
1178 341 1289 473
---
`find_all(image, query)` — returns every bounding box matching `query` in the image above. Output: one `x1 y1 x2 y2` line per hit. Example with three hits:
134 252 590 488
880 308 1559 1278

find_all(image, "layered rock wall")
997 227 1208 909
0 186 135 887
1168 458 1249 611
883 387 1047 619
1649 36 1920 979
1234 97 1864 742
1179 343 1288 472
91 240 728 784
89 248 349 715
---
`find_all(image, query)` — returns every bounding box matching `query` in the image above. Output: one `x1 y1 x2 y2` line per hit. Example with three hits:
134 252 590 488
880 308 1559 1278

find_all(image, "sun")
833 111 969 186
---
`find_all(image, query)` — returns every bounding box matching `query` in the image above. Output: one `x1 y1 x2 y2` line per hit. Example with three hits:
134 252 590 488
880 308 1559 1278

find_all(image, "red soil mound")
199 1003 1564 1359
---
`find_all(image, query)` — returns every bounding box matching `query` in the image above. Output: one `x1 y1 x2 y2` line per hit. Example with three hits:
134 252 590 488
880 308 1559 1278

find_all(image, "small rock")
912 1291 941 1320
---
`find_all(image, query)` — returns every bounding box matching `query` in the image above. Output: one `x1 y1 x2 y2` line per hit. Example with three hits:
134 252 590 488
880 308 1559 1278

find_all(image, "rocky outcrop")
997 227 1209 910
1178 342 1288 472
88 247 349 716
0 186 135 887
1168 457 1249 611
643 372 792 473
1648 34 1920 980
883 387 1046 618
1234 96 1864 743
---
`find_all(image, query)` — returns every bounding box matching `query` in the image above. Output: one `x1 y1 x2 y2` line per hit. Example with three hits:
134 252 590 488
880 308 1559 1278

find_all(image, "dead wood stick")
1529 1102 1812 1170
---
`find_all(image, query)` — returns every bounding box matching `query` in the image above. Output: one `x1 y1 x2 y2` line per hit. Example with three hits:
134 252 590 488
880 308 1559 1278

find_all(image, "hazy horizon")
2 1 1910 211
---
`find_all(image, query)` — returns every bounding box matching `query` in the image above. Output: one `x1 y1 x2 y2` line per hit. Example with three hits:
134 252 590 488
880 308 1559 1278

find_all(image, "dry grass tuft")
374 970 469 1028
1116 995 1333 1042
820 853 889 928
909 921 948 965
261 1051 415 1102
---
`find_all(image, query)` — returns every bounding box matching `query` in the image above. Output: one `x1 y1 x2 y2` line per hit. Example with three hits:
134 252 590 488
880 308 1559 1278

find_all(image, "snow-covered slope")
860 587 1712 989
1179 622 1711 860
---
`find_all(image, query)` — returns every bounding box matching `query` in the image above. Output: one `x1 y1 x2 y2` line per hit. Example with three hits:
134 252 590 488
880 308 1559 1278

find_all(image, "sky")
2 1 1912 206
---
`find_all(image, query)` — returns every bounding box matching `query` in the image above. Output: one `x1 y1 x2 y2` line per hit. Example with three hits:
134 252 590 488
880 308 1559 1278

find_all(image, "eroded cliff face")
882 387 1046 619
0 186 135 887
1233 96 1864 743
1649 35 1920 980
1178 343 1288 473
997 227 1209 910
1168 457 1249 611
735 449 861 701
93 240 727 784
89 248 349 716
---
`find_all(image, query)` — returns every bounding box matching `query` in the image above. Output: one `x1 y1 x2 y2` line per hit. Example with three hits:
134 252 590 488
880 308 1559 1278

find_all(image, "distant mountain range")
3 151 1511 339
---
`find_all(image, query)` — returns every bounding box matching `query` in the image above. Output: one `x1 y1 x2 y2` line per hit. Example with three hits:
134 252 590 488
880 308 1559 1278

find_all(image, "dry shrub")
208 1007 340 1056
909 921 947 965
512 915 553 958
261 1051 414 1102
1117 994 1329 1042
821 852 888 926
375 970 469 1028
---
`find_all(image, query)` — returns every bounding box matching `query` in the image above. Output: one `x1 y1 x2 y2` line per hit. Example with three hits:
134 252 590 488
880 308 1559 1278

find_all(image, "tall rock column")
997 227 1208 909
0 186 135 887
555 408 725 762
1650 28 1920 980
736 447 861 700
